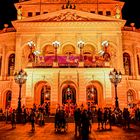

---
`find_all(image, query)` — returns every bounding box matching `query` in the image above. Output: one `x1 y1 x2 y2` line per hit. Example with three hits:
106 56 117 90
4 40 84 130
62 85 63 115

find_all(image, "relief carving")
42 12 94 22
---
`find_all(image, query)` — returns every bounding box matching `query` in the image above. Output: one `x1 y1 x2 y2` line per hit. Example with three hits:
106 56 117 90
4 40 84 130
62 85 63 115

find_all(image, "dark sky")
0 0 140 29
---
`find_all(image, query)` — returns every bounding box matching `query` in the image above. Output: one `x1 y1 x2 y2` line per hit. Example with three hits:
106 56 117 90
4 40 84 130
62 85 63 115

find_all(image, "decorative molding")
35 12 105 22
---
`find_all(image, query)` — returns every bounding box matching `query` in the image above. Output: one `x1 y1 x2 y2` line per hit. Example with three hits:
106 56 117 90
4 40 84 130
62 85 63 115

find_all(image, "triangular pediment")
14 9 124 23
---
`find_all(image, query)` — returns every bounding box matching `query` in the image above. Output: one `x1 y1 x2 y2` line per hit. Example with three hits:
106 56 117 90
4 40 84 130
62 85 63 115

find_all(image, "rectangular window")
106 11 111 16
98 11 103 15
43 12 48 14
36 12 40 16
90 11 95 14
28 12 32 17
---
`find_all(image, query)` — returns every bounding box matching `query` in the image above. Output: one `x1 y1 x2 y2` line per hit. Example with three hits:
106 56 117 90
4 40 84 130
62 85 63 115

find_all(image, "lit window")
86 85 98 105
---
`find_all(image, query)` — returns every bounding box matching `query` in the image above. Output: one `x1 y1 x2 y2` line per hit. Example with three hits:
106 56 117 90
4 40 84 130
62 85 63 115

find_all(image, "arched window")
123 53 131 75
42 45 54 56
0 56 2 76
86 85 98 105
5 91 12 109
62 45 75 55
137 55 140 75
40 85 51 105
127 89 135 107
8 54 15 76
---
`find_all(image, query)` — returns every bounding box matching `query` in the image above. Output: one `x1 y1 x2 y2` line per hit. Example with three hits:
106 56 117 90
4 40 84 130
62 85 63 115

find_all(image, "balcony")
27 55 110 68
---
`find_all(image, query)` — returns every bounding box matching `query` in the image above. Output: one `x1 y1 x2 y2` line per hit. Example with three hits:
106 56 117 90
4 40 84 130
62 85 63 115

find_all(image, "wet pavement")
0 122 140 140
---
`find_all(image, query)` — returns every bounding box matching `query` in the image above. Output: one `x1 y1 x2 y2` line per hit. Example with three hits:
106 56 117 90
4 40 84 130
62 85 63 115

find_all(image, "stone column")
116 33 124 73
132 44 137 79
1 47 6 80
50 72 58 114
15 33 22 71
97 33 102 52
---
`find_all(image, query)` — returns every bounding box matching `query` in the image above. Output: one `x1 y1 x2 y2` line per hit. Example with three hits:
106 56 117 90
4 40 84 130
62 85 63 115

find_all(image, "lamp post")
109 68 122 108
14 69 27 123
52 41 60 62
77 40 84 61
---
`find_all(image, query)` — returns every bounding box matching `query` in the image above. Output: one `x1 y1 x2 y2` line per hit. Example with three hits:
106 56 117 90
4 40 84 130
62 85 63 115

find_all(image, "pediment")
15 9 124 23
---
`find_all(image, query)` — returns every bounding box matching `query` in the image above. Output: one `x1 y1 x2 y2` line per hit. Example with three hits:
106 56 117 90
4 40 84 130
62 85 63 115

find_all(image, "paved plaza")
0 122 140 140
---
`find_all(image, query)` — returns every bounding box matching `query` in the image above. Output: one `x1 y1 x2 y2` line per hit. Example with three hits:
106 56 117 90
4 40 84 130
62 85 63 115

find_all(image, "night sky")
0 0 140 30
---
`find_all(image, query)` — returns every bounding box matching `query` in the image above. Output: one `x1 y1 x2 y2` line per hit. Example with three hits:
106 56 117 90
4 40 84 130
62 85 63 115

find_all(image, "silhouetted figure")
11 109 16 129
74 108 81 137
123 108 130 129
108 108 112 130
87 108 92 132
97 108 103 130
81 109 90 140
30 109 35 131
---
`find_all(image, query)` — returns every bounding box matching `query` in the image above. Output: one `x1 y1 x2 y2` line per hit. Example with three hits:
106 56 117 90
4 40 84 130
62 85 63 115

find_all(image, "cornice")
14 21 124 33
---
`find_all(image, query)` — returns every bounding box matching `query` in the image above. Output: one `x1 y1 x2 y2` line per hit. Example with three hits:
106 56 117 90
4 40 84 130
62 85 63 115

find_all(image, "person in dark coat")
30 109 35 131
11 109 16 129
74 108 81 136
97 108 103 129
81 109 90 140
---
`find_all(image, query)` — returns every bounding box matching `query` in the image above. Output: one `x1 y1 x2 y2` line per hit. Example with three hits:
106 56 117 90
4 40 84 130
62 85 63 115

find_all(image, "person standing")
87 108 92 133
74 108 81 137
81 109 90 140
97 108 102 130
11 109 16 129
30 109 35 131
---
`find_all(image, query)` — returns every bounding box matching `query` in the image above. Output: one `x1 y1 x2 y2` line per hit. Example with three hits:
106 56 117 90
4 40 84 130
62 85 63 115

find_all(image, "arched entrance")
86 81 103 107
40 84 51 105
127 89 135 107
86 85 98 105
62 85 76 104
5 91 12 109
34 81 51 105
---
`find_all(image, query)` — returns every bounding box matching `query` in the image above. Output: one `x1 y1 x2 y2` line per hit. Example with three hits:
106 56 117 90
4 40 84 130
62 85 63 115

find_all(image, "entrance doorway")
5 91 12 109
40 84 51 105
86 85 98 106
62 85 76 104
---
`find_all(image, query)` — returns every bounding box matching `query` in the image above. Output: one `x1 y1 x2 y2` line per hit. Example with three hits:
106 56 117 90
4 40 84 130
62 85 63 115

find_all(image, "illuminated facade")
0 0 140 113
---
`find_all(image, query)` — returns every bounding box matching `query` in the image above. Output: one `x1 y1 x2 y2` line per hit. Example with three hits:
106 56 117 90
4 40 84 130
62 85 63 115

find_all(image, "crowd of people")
0 103 140 139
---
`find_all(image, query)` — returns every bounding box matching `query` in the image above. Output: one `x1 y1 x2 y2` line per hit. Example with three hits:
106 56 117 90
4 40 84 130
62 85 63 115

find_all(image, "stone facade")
0 0 140 112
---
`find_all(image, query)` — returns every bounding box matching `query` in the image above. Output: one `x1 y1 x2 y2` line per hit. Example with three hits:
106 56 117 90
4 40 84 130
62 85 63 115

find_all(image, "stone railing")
0 27 16 34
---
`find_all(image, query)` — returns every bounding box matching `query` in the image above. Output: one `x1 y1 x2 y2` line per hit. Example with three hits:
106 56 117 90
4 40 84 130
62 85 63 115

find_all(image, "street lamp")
52 41 60 62
77 40 84 61
109 68 122 108
14 69 27 123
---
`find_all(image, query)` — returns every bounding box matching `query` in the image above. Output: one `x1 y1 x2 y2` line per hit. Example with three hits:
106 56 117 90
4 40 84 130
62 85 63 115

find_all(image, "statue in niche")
103 47 111 62
28 52 35 63
17 6 22 20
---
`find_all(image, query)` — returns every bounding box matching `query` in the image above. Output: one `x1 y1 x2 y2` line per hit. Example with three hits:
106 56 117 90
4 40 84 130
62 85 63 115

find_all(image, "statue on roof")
114 4 121 19
17 6 22 20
